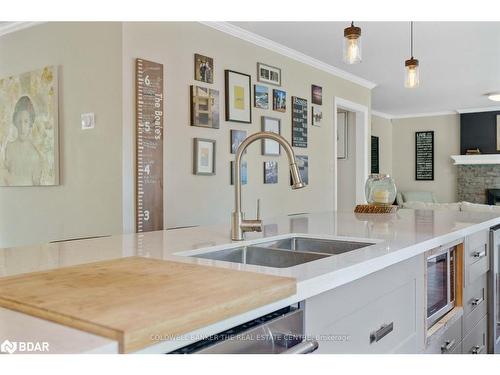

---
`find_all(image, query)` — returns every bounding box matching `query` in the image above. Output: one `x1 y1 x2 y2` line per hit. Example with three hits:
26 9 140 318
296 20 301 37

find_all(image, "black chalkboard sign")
292 96 308 148
371 136 379 174
415 131 434 181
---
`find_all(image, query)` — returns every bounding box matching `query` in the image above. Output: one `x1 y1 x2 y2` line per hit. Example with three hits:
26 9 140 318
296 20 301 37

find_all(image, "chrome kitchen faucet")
231 131 306 241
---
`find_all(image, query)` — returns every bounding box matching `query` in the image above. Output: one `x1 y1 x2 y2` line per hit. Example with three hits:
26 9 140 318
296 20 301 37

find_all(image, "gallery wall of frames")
121 22 371 230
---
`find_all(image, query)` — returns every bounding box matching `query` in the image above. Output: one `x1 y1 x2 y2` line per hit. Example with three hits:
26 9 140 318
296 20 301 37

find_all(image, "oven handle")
280 339 319 354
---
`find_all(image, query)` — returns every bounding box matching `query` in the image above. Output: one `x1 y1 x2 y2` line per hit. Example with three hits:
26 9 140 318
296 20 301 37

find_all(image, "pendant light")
404 22 420 88
343 22 362 64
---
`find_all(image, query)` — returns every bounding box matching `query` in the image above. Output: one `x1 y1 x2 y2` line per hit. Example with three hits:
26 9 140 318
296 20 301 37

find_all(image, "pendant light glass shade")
343 22 362 64
404 22 419 88
404 58 419 88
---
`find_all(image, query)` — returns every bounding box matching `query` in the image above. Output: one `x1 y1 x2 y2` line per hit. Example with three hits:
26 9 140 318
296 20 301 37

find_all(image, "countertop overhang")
1 209 499 353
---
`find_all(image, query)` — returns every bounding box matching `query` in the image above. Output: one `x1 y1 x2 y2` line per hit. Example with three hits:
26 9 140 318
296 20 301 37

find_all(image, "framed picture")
273 89 286 112
290 155 308 185
230 161 248 185
311 106 322 127
497 115 500 151
190 85 220 128
230 129 247 154
0 66 59 186
264 161 278 184
292 96 308 148
194 54 214 84
193 138 216 175
371 136 380 174
257 63 281 86
415 131 434 181
225 70 252 123
337 111 348 159
311 84 322 105
254 84 269 109
261 116 281 156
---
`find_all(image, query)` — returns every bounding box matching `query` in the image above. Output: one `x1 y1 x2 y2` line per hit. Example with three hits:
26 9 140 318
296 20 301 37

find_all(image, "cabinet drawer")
463 274 487 335
462 315 488 354
465 231 489 285
425 314 462 354
311 279 416 353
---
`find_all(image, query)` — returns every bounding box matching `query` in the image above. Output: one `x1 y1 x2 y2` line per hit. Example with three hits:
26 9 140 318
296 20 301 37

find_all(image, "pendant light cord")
410 21 414 59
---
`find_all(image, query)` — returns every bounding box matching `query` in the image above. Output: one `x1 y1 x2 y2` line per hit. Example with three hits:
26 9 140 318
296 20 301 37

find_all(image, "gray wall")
0 23 123 247
392 114 460 203
371 115 393 176
122 22 372 230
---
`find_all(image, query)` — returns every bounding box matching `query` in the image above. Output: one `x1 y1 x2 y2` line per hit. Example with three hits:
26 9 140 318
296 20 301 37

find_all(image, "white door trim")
333 97 369 210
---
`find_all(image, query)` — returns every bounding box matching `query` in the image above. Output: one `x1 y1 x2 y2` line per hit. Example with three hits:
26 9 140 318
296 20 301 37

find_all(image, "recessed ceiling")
231 22 500 116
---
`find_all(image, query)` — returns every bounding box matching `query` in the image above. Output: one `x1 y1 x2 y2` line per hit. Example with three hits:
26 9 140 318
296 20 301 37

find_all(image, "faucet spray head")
290 162 306 189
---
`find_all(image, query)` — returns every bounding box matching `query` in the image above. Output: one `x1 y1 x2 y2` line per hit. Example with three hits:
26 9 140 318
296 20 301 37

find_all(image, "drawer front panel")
463 273 487 317
465 230 489 285
310 279 416 354
462 315 488 354
425 315 462 354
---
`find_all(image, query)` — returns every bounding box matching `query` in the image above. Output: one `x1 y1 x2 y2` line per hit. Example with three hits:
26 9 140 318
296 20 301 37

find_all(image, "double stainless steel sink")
190 237 374 268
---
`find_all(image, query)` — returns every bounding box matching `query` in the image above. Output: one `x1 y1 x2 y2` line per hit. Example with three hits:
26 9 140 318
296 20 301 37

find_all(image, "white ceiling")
231 22 500 116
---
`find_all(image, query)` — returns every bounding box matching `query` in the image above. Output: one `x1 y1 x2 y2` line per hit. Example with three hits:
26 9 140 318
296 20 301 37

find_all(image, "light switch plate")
81 113 95 130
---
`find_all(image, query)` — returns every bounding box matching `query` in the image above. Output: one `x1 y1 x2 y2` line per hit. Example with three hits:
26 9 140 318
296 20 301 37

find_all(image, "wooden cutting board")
0 257 296 353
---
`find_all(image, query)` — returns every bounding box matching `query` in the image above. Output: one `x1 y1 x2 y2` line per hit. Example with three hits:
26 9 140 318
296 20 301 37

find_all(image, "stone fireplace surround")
457 164 500 204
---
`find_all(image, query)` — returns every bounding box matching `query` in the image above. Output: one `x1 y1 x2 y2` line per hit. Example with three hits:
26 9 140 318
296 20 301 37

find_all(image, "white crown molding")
371 110 394 120
0 22 44 37
456 105 500 114
199 21 377 90
390 110 458 120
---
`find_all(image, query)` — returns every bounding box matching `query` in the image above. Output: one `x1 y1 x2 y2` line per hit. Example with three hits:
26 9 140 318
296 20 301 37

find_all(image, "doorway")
333 97 369 211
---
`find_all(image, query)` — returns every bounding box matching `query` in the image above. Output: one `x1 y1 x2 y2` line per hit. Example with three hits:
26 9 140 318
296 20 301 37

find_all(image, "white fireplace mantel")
451 154 500 165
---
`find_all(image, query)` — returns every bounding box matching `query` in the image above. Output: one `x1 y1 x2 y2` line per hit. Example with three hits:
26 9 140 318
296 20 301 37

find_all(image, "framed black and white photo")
337 111 348 159
264 161 278 184
190 85 219 128
225 70 252 123
261 116 281 156
193 138 216 175
415 131 434 181
230 129 247 154
257 62 281 86
311 106 322 127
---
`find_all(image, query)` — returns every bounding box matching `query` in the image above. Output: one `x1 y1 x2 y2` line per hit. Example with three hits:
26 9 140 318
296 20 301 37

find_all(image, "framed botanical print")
225 70 251 123
190 85 219 128
257 63 281 86
193 138 216 175
261 116 281 156
194 54 214 84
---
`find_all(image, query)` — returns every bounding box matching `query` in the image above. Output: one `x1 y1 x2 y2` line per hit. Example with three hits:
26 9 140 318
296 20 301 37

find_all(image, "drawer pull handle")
370 322 394 344
471 297 484 306
471 345 484 354
441 339 456 353
472 250 486 259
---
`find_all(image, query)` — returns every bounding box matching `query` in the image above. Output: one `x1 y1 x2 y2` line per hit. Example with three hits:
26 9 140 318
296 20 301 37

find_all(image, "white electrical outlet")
81 113 95 130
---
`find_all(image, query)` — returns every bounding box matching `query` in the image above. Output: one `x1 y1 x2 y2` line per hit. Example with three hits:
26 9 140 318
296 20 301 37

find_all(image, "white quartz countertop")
1 209 499 354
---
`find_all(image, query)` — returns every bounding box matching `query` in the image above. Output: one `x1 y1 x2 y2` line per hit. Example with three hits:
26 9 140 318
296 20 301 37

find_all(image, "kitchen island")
0 209 499 354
